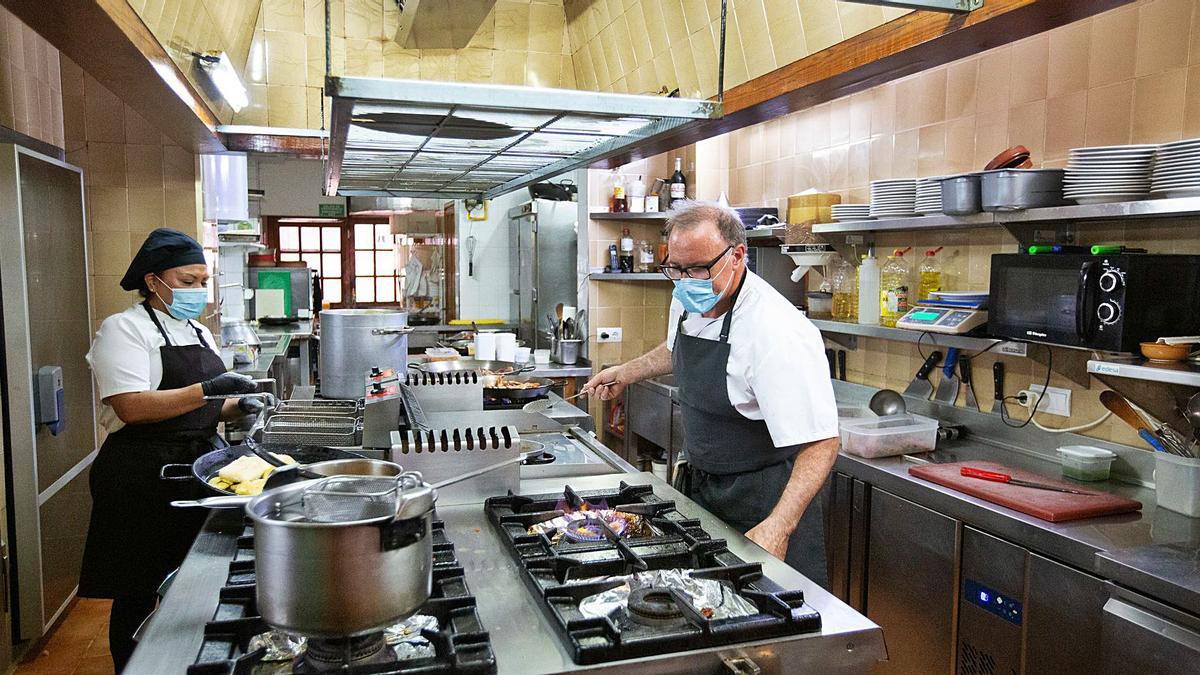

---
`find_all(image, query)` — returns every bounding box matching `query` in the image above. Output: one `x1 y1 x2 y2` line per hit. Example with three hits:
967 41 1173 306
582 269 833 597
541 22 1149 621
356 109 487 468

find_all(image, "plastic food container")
1057 445 1117 482
533 348 552 364
839 413 938 458
1155 453 1200 517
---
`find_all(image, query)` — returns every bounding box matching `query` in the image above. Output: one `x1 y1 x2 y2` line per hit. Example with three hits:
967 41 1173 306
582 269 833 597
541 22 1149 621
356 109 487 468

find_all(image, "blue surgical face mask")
672 251 732 314
155 276 208 320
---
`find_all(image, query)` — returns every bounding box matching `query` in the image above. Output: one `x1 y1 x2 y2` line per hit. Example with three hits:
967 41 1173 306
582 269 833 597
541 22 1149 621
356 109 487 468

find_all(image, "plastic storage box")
1155 453 1200 517
839 413 938 458
1057 445 1117 482
837 405 875 423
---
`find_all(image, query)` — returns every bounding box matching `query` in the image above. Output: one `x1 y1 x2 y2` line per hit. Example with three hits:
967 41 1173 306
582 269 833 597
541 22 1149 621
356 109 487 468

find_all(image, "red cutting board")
908 461 1141 522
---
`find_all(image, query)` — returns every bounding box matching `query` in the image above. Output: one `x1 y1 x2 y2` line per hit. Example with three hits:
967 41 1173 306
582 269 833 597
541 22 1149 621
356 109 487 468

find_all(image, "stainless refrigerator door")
0 145 96 641
531 199 578 350
511 212 536 344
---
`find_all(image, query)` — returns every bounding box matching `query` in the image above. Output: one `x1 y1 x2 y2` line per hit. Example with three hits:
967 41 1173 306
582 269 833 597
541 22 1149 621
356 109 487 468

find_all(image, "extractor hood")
324 76 721 200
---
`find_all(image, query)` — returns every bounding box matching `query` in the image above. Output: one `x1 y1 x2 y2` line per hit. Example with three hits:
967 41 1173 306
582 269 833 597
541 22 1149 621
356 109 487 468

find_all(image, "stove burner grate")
625 587 685 627
297 633 394 672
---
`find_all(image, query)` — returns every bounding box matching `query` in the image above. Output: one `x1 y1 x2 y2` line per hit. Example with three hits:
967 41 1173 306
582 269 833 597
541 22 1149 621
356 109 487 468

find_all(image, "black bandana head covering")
120 228 206 291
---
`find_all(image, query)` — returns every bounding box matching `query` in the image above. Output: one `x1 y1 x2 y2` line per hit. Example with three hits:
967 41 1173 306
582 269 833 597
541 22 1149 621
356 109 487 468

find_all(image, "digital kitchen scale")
896 303 989 334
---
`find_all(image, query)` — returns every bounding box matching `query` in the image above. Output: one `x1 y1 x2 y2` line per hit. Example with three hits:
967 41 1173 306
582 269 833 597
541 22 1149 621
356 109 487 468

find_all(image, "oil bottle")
918 246 944 301
880 247 913 327
831 257 858 322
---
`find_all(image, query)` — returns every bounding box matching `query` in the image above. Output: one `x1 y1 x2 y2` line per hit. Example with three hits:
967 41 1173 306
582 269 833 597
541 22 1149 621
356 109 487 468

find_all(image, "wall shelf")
813 212 994 234
590 212 671 221
1088 359 1200 388
590 273 669 281
810 319 1027 355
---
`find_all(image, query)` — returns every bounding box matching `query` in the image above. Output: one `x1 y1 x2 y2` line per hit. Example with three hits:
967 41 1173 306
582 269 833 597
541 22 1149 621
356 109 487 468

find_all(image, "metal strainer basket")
300 473 424 523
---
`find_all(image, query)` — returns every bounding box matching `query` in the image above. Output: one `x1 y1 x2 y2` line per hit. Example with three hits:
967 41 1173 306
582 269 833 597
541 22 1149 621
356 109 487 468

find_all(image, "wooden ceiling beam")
2 0 225 153
590 0 1135 169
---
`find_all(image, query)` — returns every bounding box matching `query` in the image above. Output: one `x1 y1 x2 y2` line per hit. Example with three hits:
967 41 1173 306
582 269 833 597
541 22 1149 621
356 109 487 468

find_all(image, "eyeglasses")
659 246 732 280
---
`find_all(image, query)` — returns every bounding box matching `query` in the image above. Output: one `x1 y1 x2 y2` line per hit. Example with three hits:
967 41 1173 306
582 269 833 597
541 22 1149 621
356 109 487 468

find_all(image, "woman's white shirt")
86 303 220 434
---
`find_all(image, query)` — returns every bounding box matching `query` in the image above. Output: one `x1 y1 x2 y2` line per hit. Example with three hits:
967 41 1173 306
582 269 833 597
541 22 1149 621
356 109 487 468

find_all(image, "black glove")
201 371 258 397
237 397 265 415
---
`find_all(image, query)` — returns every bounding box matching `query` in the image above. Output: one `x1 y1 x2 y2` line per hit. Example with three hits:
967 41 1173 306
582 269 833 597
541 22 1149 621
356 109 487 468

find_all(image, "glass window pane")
324 283 341 304
322 227 341 251
280 252 301 262
355 223 375 250
376 277 395 303
301 227 320 251
322 253 341 278
355 277 375 303
355 251 374 275
301 252 322 274
279 226 300 251
375 224 391 247
375 251 396 277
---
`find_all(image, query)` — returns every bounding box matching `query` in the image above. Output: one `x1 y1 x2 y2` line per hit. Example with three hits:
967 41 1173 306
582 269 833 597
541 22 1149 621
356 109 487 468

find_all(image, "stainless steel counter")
831 381 1200 616
128 474 885 673
231 332 292 381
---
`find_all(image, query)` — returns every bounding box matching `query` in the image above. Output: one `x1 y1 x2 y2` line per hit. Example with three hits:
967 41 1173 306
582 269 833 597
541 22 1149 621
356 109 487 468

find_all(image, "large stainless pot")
246 472 435 637
319 309 413 399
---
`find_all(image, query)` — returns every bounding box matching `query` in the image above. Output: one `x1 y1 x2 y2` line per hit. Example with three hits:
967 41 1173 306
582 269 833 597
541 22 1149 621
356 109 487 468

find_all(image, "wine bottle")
669 157 687 207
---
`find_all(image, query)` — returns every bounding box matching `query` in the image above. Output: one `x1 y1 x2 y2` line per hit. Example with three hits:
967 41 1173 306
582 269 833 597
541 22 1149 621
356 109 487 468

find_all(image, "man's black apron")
671 275 828 587
79 302 227 598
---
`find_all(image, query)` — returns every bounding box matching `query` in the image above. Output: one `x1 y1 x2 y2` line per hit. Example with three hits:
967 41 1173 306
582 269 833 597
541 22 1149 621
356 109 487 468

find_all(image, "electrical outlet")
1028 384 1071 417
597 327 622 343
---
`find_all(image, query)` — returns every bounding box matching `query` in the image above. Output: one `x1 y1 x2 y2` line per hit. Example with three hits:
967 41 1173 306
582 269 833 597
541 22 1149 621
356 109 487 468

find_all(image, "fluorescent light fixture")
277 217 344 223
195 51 249 112
841 0 982 12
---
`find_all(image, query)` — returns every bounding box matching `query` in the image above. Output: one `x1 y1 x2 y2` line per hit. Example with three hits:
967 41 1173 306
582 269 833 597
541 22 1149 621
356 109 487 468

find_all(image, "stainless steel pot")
246 472 435 637
941 173 982 215
980 169 1067 212
319 309 413 399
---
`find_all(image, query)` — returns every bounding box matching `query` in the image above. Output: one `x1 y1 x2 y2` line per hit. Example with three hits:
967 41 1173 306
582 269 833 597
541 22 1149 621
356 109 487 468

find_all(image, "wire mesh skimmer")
300 474 424 523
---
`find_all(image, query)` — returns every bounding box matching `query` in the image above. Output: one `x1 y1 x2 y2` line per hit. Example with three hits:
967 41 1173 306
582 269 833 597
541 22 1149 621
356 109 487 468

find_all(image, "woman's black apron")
78 302 227 598
671 274 828 587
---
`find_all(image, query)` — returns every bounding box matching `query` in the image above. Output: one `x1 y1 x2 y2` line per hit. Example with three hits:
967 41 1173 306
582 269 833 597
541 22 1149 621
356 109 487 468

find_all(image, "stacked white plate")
1064 144 1157 204
830 203 872 222
869 179 918 217
915 177 944 214
1151 138 1200 198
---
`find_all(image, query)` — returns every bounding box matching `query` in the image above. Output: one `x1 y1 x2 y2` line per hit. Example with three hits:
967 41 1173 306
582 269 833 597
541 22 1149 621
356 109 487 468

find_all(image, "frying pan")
480 374 556 400
160 444 365 496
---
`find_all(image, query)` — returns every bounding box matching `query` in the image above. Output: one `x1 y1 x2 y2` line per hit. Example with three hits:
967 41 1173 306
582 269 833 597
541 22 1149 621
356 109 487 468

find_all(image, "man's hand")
583 365 628 401
745 517 791 560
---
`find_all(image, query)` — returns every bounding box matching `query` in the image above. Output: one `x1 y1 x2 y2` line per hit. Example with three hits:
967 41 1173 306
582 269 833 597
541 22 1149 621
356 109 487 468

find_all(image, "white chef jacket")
86 303 221 434
666 270 838 449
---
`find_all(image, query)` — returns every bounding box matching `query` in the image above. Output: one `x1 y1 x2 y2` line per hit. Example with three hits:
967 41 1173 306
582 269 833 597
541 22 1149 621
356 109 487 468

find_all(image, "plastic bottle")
857 248 880 325
880 247 913 327
637 239 654 273
611 173 627 212
918 246 944 301
831 257 858 322
629 175 647 213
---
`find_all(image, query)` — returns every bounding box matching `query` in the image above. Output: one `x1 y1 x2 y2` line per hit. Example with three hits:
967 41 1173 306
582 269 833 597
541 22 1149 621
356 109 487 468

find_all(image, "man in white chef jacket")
586 202 839 585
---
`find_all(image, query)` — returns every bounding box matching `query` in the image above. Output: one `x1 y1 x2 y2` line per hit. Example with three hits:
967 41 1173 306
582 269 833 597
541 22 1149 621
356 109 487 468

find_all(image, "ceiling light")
194 51 249 112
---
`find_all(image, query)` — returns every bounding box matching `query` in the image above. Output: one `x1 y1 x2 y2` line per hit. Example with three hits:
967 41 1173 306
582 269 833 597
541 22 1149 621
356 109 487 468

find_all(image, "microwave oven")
988 253 1200 352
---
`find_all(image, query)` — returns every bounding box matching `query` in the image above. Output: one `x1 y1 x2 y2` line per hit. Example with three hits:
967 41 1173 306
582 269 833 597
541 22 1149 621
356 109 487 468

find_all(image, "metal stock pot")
319 309 413 399
245 472 435 637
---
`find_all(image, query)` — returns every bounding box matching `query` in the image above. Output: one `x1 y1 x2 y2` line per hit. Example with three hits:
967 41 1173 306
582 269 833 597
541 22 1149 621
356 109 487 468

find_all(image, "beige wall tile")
128 187 166 235
1045 91 1087 160
918 68 947 127
495 0 531 52
344 0 383 40
642 1 669 56
661 0 689 48
125 144 164 190
974 109 1009 168
88 142 127 188
266 83 307 127
493 50 527 85
1085 79 1134 146
976 46 1011 115
798 0 842 53
829 97 850 147
383 44 421 79
893 73 921 132
526 51 562 88
264 0 304 33
1048 20 1092 98
764 0 806 67
1010 34 1048 105
344 38 384 77
944 116 975 175
90 187 129 233
1089 6 1137 89
871 83 895 136
735 0 777 80
892 127 918 177
917 123 945 177
945 58 977 120
1132 68 1186 143
83 75 124 144
1008 99 1047 162
1183 63 1200 137
1136 0 1192 77
90 230 132 277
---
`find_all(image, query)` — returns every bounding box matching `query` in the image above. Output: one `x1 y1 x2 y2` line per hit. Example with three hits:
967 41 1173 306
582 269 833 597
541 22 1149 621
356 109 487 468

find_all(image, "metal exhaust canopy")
324 76 721 200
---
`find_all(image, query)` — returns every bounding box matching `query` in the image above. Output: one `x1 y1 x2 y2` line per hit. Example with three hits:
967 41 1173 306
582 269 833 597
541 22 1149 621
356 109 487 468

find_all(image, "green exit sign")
318 203 346 217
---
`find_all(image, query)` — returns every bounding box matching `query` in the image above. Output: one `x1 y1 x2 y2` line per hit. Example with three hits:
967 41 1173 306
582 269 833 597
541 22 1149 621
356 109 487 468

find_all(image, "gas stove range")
484 482 822 665
186 520 496 674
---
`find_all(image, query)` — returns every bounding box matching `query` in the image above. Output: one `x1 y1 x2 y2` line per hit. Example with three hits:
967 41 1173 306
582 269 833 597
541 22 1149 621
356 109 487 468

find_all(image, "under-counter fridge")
509 200 578 349
0 144 96 657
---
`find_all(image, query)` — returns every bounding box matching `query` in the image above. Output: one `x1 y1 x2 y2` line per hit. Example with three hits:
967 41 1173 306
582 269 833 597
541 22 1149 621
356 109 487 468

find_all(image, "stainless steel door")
866 488 959 674
1100 588 1200 674
531 199 577 350
824 472 853 603
0 145 96 640
957 527 1024 675
1025 553 1107 673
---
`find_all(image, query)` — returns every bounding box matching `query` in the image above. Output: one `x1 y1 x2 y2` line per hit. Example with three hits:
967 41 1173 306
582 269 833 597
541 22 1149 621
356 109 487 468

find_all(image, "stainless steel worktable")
127 473 885 673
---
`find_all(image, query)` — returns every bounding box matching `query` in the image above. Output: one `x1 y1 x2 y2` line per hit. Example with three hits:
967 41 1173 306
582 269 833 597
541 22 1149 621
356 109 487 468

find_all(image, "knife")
960 356 979 411
992 361 1005 416
903 351 943 400
934 347 961 405
960 467 1100 496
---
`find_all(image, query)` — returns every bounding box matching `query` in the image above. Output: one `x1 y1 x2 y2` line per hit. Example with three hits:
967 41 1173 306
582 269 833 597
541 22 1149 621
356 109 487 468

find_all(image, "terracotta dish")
985 145 1032 171
1140 341 1192 362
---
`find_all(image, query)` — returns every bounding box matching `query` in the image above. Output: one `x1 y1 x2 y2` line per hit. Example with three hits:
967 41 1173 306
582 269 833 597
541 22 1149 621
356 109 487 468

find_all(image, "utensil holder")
555 339 582 365
1155 452 1200 517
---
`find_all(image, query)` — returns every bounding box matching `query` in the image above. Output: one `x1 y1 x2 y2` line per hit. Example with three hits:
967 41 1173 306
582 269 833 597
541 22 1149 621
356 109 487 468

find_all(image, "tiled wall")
0 6 64 148
563 0 909 98
597 0 1200 449
60 55 202 335
130 0 263 123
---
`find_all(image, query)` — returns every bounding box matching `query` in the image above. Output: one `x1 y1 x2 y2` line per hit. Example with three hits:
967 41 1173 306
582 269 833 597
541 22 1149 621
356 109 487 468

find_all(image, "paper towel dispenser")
35 365 65 435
